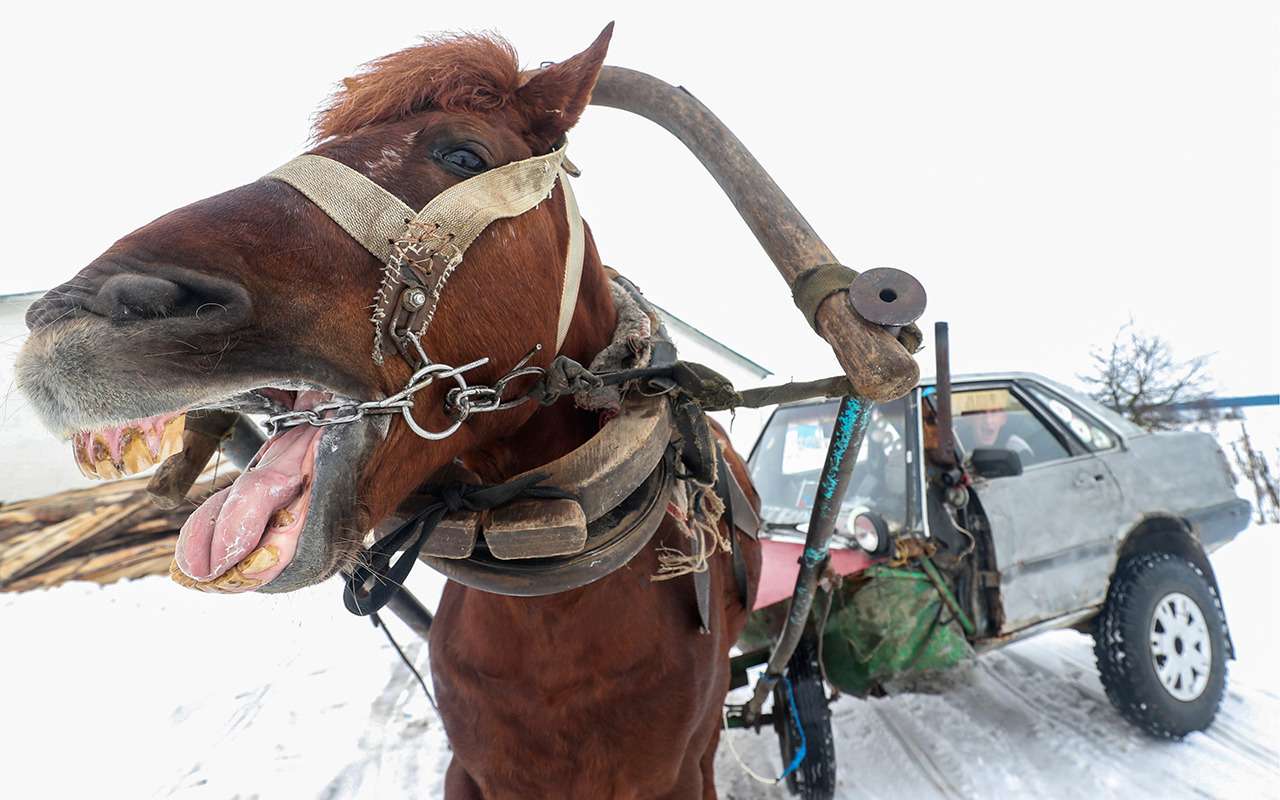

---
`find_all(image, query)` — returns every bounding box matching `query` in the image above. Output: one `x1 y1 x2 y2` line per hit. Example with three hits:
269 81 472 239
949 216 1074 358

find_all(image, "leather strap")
716 446 756 612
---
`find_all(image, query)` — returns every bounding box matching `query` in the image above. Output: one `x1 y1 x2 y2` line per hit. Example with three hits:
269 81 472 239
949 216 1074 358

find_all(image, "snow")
720 530 1280 800
2 524 1276 799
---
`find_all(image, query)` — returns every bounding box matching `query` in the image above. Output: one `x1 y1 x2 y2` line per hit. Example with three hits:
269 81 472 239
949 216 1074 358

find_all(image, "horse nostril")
27 263 252 333
89 274 190 320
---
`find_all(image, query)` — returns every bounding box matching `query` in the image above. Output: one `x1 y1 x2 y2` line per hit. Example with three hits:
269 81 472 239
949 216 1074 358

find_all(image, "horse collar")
364 392 759 600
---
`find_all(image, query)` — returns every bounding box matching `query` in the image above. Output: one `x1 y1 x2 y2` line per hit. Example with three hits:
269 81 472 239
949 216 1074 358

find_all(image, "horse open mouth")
70 389 372 594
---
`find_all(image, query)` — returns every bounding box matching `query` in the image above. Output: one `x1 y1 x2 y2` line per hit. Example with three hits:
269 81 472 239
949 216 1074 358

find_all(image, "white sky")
2 1 1274 396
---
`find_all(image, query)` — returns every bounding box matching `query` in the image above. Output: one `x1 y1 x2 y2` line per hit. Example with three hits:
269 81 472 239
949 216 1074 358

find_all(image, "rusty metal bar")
918 554 975 636
933 321 957 467
742 394 874 724
590 66 920 402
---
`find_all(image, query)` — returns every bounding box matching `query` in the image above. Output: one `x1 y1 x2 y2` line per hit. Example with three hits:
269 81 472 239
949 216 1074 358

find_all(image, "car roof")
917 370 1059 387
775 371 1147 438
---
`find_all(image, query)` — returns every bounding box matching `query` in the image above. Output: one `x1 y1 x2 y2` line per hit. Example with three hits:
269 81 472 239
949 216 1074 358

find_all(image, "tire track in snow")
1008 650 1280 778
976 655 1172 800
931 667 1113 797
869 703 972 800
1202 723 1280 778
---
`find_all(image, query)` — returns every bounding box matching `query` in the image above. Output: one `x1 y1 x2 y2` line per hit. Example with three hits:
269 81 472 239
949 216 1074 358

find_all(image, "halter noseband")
262 141 585 439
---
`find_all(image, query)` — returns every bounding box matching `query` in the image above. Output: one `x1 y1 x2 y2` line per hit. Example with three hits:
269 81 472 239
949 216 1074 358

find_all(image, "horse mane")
313 33 523 142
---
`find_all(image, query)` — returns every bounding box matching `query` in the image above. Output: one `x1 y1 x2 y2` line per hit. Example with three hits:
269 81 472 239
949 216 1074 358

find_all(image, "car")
732 362 1251 799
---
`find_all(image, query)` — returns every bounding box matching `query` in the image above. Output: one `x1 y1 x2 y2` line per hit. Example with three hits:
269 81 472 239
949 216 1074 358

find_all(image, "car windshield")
748 397 909 532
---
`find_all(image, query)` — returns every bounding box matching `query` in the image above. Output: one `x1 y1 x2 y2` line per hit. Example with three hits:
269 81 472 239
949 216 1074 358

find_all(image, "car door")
953 382 1127 632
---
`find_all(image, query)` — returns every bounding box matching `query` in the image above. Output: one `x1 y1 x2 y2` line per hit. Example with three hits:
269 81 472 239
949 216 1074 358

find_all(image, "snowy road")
718 624 1278 800
3 526 1277 799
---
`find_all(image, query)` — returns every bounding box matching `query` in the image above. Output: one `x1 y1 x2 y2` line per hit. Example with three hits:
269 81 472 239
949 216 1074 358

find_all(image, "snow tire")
1093 551 1228 739
774 634 837 800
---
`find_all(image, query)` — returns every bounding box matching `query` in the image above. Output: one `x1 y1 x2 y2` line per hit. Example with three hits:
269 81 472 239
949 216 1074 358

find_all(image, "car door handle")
1074 472 1106 489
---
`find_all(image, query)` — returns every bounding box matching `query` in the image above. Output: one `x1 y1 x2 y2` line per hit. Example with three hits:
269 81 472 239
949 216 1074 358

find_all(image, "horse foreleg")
444 757 484 800
699 724 721 800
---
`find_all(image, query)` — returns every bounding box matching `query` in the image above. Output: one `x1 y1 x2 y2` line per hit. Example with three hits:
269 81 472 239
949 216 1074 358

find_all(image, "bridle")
253 134 760 614
262 139 585 440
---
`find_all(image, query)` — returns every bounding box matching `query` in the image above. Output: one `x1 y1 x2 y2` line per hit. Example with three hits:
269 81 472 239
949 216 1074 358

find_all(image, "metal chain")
267 343 546 441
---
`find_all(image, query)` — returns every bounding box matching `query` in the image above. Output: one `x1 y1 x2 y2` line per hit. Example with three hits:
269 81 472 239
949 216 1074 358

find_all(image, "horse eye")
440 147 486 174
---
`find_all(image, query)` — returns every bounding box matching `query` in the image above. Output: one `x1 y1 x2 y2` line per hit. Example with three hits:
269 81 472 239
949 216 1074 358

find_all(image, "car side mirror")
969 447 1023 478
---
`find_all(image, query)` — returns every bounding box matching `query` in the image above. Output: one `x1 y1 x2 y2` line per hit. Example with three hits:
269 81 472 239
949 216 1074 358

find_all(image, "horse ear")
518 23 613 145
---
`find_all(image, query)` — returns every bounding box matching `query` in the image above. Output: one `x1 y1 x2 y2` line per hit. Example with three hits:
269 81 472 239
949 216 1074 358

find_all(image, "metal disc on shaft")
847 267 927 327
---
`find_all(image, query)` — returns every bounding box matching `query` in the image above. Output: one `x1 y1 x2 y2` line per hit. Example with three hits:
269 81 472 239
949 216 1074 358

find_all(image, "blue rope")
777 675 808 781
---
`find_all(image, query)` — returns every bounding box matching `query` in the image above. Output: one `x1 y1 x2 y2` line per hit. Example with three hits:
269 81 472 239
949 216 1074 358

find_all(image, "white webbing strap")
266 155 413 266
265 144 585 354
556 168 584 352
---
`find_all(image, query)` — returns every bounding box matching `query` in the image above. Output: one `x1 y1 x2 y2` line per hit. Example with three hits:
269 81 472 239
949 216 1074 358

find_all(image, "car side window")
1022 384 1118 452
951 387 1071 469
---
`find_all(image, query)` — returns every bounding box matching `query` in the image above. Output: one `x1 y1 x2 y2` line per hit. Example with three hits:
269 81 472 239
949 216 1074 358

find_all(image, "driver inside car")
958 406 1034 462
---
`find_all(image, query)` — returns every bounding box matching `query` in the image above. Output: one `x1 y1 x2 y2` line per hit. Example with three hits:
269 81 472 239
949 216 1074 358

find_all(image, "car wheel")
1093 552 1228 738
773 634 837 799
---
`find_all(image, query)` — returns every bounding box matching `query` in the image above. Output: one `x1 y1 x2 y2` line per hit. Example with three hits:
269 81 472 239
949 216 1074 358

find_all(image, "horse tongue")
175 423 314 582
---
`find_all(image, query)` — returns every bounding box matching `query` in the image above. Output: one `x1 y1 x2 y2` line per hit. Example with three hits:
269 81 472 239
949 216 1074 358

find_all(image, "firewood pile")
0 472 235 593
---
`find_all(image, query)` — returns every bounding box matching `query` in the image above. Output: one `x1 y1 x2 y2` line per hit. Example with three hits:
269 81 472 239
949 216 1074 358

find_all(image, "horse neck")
460 238 616 480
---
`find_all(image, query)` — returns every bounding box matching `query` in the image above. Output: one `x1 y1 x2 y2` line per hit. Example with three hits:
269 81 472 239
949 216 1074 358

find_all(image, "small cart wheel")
773 634 837 799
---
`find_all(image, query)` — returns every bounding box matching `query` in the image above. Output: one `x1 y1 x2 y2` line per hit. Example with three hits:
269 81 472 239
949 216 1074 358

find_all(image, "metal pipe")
222 414 270 469
590 67 919 403
933 321 957 467
918 555 976 636
379 580 436 641
742 395 874 722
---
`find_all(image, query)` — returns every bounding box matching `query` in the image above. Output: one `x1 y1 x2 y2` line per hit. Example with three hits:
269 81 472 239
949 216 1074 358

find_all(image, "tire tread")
1093 551 1227 739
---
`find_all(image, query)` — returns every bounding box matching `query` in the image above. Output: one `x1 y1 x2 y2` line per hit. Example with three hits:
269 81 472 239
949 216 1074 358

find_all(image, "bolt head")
403 289 428 310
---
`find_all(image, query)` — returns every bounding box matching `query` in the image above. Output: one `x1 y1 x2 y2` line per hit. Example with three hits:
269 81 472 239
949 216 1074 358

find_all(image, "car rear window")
1023 383 1118 452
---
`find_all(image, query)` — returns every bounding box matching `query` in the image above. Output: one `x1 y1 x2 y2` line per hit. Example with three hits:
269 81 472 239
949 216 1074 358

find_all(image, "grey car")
745 369 1251 763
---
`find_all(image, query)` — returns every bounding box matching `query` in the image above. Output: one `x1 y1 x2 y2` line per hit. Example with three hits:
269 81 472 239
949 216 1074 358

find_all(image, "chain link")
266 345 546 441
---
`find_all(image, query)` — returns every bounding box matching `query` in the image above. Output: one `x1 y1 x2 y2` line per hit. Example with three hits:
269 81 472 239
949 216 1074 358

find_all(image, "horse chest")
426 515 746 796
432 548 719 706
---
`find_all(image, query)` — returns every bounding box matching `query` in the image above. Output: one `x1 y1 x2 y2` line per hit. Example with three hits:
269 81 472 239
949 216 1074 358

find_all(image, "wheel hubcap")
1149 591 1212 701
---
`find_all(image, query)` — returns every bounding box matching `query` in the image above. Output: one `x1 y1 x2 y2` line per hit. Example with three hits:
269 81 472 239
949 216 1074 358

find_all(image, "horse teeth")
239 545 279 576
167 559 262 593
120 434 155 475
72 434 98 479
159 415 186 460
95 458 122 480
88 434 118 481
270 509 295 529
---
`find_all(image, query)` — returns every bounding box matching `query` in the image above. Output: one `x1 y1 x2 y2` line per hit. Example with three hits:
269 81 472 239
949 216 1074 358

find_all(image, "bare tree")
1230 422 1280 524
1079 321 1213 431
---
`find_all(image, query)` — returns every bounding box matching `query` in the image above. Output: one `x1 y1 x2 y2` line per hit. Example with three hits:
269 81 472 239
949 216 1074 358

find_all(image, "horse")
17 24 764 798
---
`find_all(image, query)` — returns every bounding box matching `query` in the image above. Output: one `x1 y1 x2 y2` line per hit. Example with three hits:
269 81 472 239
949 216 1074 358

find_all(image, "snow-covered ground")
2 523 1276 799
3 291 1275 797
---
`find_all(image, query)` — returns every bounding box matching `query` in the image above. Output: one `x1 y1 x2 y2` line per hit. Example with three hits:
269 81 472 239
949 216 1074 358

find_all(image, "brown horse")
17 25 762 798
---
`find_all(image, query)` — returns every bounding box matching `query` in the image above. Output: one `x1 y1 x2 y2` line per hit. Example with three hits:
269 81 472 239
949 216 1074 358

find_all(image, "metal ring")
401 369 471 440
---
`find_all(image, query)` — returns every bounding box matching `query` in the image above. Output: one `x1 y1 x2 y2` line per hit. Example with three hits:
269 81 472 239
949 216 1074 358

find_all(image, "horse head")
17 25 616 594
